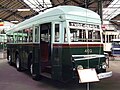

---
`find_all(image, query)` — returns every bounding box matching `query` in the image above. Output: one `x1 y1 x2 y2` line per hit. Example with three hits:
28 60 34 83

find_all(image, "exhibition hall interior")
0 0 120 90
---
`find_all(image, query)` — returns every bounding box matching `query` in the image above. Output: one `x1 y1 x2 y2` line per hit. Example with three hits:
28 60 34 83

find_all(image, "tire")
30 63 40 80
16 55 21 71
8 55 12 65
30 63 33 75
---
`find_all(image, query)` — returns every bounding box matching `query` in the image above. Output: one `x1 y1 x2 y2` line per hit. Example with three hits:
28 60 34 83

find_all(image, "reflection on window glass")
70 29 86 42
9 28 33 43
35 26 39 42
106 35 109 43
109 35 114 43
88 30 101 42
7 35 14 43
54 24 59 42
23 27 33 42
23 29 28 42
70 29 101 42
17 31 23 43
103 35 105 43
13 32 17 43
64 28 68 42
29 28 33 42
40 23 51 42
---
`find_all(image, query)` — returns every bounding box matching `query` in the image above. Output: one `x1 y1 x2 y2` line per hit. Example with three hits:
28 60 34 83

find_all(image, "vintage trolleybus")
0 34 7 51
111 39 120 57
7 6 112 83
103 30 120 55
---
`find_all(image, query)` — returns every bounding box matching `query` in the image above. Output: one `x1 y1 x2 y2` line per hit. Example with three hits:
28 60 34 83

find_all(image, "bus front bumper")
98 71 112 79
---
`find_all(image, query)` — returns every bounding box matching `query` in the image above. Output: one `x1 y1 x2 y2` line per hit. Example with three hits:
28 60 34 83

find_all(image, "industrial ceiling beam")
0 4 25 21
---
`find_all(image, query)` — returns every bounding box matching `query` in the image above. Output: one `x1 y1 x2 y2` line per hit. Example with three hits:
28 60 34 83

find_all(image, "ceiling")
0 0 38 23
51 0 112 11
0 0 120 25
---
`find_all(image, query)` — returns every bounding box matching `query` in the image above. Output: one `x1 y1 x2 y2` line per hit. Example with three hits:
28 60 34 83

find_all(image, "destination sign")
69 22 100 29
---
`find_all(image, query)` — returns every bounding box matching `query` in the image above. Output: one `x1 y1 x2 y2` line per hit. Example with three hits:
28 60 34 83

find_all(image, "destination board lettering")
69 22 100 29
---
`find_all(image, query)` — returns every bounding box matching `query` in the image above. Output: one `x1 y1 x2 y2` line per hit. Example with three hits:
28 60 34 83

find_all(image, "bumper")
98 71 112 79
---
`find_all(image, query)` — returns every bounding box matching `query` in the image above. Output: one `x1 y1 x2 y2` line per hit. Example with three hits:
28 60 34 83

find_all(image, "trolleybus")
6 6 112 83
103 30 120 55
0 34 7 51
111 39 120 57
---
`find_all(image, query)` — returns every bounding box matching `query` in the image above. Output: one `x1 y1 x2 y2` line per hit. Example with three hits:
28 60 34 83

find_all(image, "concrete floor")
0 58 120 90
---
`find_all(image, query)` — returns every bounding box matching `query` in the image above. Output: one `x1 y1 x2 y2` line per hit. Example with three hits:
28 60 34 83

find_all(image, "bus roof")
7 5 101 34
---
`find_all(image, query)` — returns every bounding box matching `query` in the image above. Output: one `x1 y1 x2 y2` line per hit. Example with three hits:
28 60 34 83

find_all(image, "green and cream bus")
6 6 112 83
0 34 7 51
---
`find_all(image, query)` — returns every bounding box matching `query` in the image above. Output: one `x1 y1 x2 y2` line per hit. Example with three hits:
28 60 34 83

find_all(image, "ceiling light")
10 21 19 23
17 9 30 11
117 21 120 22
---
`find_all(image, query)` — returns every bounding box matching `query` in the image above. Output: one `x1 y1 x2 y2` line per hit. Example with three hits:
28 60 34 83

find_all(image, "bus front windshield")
70 29 101 42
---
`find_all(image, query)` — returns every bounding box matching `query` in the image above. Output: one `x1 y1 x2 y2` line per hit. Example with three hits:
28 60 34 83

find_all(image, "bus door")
40 23 52 77
51 22 63 80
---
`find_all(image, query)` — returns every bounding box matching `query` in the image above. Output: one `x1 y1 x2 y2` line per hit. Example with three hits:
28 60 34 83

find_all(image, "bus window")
23 29 28 42
106 35 109 43
70 29 101 42
54 24 59 42
103 35 105 43
80 30 86 42
23 27 33 42
88 30 101 42
40 23 51 42
35 26 40 42
13 32 17 43
64 28 68 42
7 34 13 43
29 28 33 42
17 31 23 43
70 29 86 42
88 30 92 41
109 35 114 43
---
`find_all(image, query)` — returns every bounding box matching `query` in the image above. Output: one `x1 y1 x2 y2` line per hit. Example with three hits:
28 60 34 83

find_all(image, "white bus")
0 34 7 51
103 30 120 55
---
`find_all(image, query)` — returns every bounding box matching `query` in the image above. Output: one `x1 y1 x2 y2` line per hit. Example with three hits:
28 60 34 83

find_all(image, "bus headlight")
77 65 83 70
102 62 107 69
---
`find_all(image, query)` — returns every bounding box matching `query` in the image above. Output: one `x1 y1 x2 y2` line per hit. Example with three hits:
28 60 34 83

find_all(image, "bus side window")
64 28 68 42
23 29 28 42
17 31 23 43
35 26 39 42
13 32 17 43
70 29 86 42
29 28 33 42
54 24 59 42
41 30 50 42
103 34 105 43
23 28 33 42
40 23 51 43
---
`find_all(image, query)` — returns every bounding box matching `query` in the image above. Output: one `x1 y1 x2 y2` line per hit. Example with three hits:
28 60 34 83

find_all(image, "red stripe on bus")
53 44 103 47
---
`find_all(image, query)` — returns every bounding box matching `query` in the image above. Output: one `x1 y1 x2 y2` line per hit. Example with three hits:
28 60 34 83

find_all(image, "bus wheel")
16 55 21 71
30 63 39 81
8 55 12 65
30 64 33 75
